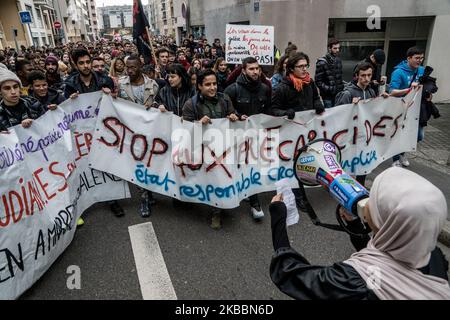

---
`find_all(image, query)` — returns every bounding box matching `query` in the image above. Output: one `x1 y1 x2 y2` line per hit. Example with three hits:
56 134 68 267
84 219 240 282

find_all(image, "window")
43 13 49 29
229 21 250 25
345 21 387 33
25 5 35 25
36 8 44 28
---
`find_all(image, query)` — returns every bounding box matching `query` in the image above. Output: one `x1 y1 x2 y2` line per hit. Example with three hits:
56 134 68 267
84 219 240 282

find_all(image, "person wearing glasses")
389 46 425 168
272 52 325 119
271 52 325 214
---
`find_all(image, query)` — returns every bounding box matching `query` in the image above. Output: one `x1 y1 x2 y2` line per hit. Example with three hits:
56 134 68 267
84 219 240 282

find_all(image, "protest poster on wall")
90 89 421 210
0 92 130 300
225 24 275 65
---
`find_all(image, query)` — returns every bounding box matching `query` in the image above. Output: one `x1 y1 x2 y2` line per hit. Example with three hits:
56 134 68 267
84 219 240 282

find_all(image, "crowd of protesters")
0 34 440 229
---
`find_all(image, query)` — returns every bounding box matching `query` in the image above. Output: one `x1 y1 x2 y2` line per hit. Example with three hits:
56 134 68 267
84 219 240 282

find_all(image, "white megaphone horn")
293 139 370 235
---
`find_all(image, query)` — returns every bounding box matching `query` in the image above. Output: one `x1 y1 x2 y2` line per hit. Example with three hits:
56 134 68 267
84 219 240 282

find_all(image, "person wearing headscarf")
269 167 450 300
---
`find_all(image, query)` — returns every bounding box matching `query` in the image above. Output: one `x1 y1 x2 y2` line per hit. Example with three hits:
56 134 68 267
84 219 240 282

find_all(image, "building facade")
147 0 187 43
98 5 138 39
190 0 450 102
0 0 57 49
52 0 92 43
86 0 99 41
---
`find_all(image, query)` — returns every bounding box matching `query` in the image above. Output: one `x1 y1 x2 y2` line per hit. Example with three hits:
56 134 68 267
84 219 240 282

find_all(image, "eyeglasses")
295 64 309 70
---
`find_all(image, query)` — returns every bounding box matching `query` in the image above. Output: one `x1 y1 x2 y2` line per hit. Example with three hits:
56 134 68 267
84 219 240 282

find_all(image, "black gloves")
269 202 290 251
315 105 325 115
285 108 324 118
285 109 295 120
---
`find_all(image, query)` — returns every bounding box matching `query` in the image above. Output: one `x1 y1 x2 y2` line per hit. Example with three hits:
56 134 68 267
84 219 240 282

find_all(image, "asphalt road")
20 159 450 300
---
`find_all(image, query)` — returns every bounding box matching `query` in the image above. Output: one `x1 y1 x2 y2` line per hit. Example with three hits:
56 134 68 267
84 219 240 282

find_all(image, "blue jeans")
418 126 425 142
323 99 335 109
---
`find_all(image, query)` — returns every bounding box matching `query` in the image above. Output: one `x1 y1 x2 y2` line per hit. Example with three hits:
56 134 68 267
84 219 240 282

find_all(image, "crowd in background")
0 34 439 229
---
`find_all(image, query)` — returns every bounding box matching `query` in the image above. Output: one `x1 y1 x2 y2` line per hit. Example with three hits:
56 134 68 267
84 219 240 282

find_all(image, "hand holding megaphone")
293 139 371 236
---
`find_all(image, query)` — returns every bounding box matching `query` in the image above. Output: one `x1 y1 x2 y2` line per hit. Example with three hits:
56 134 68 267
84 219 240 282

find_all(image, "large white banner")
0 92 130 299
91 89 421 209
225 24 275 65
0 89 420 299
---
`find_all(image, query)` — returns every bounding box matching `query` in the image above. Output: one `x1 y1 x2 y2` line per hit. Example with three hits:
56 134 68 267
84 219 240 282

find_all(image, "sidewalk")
410 103 450 246
411 103 450 175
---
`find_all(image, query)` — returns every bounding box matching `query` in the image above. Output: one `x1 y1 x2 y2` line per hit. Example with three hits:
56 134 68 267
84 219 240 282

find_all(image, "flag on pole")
133 0 153 64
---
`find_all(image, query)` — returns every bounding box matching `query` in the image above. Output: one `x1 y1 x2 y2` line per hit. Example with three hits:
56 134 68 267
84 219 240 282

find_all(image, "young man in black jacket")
224 57 271 222
64 48 124 221
27 70 65 113
314 38 344 108
64 48 115 99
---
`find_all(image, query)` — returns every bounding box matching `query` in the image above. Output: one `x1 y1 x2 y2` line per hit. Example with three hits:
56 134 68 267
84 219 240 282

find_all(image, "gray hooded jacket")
335 82 377 106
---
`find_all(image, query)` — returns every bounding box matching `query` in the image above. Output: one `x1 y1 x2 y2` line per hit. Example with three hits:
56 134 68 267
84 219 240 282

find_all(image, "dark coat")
315 53 344 101
420 100 441 127
335 82 377 106
216 71 228 93
29 88 65 113
226 65 272 96
46 72 64 92
0 98 39 131
64 71 115 99
155 85 196 117
224 73 271 117
182 92 235 122
271 77 324 116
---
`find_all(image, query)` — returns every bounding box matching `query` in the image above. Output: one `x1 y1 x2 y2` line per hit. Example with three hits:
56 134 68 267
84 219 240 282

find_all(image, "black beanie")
373 49 386 65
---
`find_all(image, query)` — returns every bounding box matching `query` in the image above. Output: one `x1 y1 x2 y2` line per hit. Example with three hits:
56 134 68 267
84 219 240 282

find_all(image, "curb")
438 221 450 247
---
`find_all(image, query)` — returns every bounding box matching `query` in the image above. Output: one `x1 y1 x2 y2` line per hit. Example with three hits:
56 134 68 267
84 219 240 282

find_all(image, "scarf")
345 167 450 300
289 73 311 92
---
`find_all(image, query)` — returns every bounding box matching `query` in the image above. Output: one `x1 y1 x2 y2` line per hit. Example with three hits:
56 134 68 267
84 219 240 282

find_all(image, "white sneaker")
399 154 410 167
251 208 265 221
392 160 402 168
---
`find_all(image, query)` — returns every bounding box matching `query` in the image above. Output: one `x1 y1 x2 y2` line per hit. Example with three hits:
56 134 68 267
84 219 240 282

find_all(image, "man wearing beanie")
45 55 63 91
0 68 37 132
354 49 386 96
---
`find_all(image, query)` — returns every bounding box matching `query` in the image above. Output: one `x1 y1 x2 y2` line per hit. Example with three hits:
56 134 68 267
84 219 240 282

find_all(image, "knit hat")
0 67 22 88
45 55 59 65
373 49 386 65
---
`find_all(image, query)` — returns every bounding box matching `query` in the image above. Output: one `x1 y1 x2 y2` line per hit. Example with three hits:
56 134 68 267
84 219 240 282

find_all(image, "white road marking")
128 222 177 300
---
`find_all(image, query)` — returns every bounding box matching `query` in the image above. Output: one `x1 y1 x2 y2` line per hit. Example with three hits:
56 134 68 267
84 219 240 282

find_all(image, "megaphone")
293 139 370 236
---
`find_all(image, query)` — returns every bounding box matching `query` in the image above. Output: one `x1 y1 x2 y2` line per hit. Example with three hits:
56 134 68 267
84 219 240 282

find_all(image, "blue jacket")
389 60 424 93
